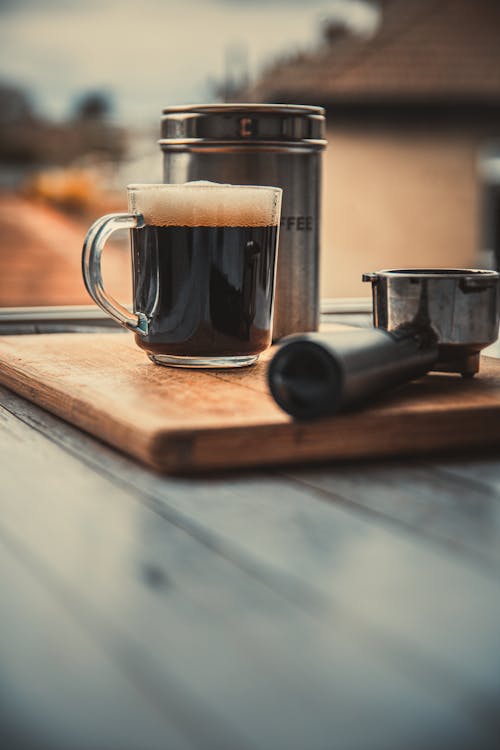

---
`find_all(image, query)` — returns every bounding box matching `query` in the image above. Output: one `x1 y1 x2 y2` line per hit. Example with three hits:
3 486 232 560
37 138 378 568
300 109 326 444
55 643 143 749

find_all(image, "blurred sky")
0 0 378 125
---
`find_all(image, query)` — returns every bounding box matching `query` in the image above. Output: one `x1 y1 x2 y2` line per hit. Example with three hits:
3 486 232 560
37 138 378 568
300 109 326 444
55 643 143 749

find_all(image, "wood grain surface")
4 389 499 749
0 331 500 473
2 373 500 748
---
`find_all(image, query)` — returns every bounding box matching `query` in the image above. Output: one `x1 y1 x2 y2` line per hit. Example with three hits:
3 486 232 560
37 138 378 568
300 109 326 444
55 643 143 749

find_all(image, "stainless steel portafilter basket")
268 269 500 420
363 268 500 377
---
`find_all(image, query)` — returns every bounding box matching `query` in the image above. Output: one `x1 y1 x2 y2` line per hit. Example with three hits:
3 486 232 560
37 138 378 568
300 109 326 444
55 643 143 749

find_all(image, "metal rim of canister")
161 103 324 112
158 139 327 151
159 103 327 151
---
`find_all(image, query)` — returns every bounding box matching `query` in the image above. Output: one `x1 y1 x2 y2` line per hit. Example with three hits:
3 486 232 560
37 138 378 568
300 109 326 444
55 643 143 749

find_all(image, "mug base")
148 353 259 369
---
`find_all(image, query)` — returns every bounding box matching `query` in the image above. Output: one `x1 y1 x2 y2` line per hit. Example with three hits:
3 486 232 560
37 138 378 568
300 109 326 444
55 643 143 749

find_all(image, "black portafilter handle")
267 327 439 420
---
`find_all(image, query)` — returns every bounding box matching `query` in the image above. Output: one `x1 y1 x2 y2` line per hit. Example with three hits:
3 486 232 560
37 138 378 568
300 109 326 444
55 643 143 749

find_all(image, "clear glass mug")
82 183 282 368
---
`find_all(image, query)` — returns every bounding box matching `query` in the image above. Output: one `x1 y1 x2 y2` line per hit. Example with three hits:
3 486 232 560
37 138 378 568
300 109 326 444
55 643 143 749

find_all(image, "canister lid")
160 103 326 147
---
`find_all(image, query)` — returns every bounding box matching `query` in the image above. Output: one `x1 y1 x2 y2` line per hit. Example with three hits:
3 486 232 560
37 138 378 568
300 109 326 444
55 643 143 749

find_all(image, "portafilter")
268 269 500 419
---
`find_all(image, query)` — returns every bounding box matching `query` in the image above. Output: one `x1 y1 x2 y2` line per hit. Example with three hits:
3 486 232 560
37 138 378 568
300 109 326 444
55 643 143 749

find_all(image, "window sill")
0 299 373 335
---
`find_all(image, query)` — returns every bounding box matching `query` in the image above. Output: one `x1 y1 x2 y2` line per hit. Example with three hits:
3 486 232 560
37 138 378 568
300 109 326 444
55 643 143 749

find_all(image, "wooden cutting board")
0 331 500 473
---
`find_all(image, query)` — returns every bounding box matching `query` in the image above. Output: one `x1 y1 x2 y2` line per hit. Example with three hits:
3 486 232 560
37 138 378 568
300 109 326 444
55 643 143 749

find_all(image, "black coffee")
131 224 278 357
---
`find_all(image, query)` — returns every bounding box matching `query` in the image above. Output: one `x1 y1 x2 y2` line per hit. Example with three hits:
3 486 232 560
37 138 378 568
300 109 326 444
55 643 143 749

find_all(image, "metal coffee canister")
159 103 327 340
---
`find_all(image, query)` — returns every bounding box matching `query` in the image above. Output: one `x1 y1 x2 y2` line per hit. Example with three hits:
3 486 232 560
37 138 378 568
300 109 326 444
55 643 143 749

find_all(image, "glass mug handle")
82 212 148 334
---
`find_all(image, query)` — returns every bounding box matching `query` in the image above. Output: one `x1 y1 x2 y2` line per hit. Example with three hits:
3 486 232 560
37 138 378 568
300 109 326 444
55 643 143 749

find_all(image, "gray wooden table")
1 309 500 749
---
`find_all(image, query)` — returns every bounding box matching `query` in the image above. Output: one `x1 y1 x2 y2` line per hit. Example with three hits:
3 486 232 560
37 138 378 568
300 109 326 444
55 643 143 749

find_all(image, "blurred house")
242 0 500 297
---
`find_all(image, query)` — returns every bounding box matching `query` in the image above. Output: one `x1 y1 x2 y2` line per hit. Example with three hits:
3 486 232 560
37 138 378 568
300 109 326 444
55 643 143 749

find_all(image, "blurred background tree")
72 91 112 122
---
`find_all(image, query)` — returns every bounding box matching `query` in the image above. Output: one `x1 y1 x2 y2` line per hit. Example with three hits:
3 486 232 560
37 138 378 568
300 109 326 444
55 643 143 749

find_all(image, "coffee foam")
128 181 281 227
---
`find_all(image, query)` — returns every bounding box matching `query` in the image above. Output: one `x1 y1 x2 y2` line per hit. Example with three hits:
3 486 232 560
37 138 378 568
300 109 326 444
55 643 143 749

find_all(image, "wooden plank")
285 460 500 572
1 403 499 748
147 480 500 750
0 409 251 750
432 457 500 493
3 390 500 735
6 378 497 575
1 332 500 473
3 377 500 574
3 382 500 660
136 472 500 705
0 533 195 750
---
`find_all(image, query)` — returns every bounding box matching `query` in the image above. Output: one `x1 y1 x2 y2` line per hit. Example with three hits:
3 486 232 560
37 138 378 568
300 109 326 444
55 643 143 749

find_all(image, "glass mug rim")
82 181 282 368
127 182 282 193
